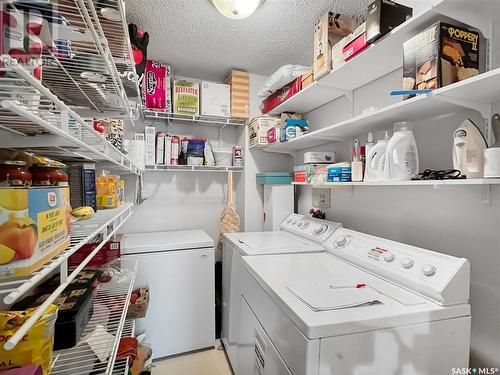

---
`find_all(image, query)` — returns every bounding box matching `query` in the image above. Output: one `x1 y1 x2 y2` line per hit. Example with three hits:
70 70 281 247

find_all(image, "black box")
402 21 480 99
68 162 96 211
366 0 413 44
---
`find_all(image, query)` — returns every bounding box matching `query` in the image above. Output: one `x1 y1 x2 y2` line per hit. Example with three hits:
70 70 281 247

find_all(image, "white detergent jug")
364 131 390 182
384 122 419 181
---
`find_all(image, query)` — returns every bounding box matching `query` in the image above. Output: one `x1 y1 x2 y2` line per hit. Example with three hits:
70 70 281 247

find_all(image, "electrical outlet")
312 188 331 208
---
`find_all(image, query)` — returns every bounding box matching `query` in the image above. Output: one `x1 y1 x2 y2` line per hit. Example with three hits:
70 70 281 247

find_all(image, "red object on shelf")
68 235 122 268
342 32 368 62
262 77 302 113
294 171 307 183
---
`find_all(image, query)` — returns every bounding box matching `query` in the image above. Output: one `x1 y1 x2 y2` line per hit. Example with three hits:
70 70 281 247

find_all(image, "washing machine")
238 227 471 375
222 213 342 372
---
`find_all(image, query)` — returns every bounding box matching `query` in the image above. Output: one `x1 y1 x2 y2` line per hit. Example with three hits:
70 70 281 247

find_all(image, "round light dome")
211 0 263 19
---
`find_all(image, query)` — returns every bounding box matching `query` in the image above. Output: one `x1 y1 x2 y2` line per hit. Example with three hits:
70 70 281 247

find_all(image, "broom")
218 171 240 248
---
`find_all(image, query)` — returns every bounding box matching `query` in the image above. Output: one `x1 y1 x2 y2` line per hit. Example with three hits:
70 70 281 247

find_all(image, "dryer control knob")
313 224 328 236
334 235 349 248
421 264 436 276
401 257 414 269
384 253 395 262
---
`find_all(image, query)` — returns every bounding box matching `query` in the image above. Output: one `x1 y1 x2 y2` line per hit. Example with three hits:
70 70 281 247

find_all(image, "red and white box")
261 77 302 114
144 60 172 111
342 23 368 62
68 234 122 268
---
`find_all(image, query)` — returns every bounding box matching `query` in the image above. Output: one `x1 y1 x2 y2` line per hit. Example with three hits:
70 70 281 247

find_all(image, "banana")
70 206 95 220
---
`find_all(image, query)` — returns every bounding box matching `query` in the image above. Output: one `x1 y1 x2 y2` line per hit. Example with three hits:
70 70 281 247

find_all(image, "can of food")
232 145 243 166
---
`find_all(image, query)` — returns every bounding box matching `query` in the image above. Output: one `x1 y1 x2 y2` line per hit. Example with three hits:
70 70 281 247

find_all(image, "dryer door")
238 296 292 375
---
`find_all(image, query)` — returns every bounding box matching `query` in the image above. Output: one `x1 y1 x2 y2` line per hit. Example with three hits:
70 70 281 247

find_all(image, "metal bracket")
218 123 227 149
435 94 491 120
483 185 491 207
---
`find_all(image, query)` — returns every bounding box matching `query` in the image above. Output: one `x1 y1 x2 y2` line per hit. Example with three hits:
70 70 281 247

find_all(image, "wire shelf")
50 258 138 375
0 56 142 174
111 320 135 375
145 165 244 172
143 109 248 127
3 0 139 118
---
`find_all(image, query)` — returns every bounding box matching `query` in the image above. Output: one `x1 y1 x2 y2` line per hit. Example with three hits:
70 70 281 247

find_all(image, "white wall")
295 66 500 368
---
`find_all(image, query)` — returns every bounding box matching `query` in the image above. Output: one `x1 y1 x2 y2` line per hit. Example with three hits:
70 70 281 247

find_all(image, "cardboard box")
201 82 230 117
314 12 350 80
279 113 303 129
248 116 280 148
304 152 335 164
301 69 314 89
332 37 348 71
403 21 480 99
67 162 96 212
343 23 369 62
127 287 150 319
225 70 249 118
366 0 413 44
144 60 172 112
262 77 302 114
294 171 307 183
0 187 70 278
173 80 199 115
68 234 122 268
144 126 156 166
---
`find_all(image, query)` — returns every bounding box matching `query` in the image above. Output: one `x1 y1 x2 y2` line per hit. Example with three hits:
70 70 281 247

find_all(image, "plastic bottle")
365 132 375 157
383 122 419 181
365 131 390 182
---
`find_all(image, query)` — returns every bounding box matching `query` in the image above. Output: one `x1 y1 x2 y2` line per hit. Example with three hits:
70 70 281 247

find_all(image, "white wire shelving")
0 56 142 174
3 0 139 119
0 203 135 350
293 179 500 187
111 320 136 375
50 258 138 375
143 109 247 127
145 164 244 172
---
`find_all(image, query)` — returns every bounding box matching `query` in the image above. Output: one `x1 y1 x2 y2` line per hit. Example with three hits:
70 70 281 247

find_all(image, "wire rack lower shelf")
51 258 138 375
145 165 244 172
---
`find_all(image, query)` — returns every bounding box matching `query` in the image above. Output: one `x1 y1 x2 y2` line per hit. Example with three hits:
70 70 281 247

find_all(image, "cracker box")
248 116 280 148
173 80 199 115
0 187 71 278
225 70 249 118
144 60 172 112
403 21 480 99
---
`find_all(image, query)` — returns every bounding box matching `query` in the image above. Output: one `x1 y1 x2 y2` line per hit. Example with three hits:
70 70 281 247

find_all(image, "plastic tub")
214 150 232 166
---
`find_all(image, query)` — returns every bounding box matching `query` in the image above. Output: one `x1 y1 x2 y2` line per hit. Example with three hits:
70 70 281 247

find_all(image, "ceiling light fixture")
211 0 264 19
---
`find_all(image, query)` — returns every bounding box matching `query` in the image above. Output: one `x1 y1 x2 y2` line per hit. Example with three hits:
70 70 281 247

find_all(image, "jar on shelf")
31 164 69 187
0 160 32 186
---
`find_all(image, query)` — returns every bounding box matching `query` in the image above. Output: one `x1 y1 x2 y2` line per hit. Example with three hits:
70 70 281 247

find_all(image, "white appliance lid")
227 231 325 255
242 253 470 339
122 230 214 254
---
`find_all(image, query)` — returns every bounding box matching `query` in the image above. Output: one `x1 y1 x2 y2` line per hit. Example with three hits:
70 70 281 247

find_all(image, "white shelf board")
145 165 244 172
293 179 500 187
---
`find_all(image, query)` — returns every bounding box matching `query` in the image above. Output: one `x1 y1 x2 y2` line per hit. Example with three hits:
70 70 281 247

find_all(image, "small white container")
484 148 500 178
214 150 232 166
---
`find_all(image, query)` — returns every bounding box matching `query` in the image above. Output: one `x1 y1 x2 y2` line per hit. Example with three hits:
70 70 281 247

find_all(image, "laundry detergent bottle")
383 122 419 181
365 131 390 182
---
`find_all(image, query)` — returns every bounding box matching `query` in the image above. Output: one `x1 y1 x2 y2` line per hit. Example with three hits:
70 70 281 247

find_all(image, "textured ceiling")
125 0 371 81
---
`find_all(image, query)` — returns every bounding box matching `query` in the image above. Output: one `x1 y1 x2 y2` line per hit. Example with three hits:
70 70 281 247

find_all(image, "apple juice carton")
0 187 71 278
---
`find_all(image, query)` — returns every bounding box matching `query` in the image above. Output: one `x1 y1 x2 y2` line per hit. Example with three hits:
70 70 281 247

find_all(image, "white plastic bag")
259 64 310 98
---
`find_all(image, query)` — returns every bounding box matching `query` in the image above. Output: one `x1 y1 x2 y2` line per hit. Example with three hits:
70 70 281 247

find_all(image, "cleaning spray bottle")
384 122 419 181
364 131 390 182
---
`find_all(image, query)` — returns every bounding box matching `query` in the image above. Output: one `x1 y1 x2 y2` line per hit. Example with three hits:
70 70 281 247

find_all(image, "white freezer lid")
225 231 324 255
122 230 214 254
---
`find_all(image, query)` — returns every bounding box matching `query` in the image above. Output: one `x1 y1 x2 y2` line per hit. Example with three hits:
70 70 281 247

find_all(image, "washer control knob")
286 219 292 224
421 264 436 276
313 224 328 236
291 220 297 225
401 257 414 269
334 235 350 248
383 253 395 262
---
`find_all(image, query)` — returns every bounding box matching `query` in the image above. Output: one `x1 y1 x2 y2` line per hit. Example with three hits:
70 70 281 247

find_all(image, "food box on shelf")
248 116 280 148
301 69 314 89
403 21 481 99
68 234 122 268
261 77 302 114
12 287 94 350
144 60 173 112
343 22 369 62
293 166 307 183
366 0 413 44
304 151 335 164
68 162 96 212
127 287 150 319
173 80 200 115
201 81 231 117
0 187 70 279
225 69 249 118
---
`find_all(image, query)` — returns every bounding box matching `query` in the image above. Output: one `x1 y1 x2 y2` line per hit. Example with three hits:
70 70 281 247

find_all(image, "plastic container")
0 160 32 186
214 150 232 166
365 131 390 182
384 122 419 181
12 287 94 350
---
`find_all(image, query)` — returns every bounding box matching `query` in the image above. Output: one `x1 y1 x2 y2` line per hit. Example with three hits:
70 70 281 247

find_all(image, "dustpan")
218 171 240 248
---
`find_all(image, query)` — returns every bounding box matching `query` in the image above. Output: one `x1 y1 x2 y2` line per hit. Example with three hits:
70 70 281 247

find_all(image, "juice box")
0 187 71 278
